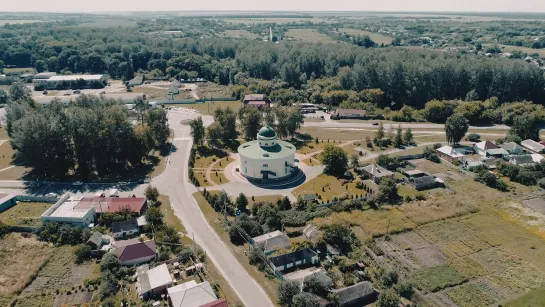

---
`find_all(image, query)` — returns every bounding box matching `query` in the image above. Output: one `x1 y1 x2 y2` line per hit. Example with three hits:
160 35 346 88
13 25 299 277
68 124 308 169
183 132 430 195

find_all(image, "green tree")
145 206 164 227
423 100 456 123
509 113 539 141
395 281 414 299
445 114 469 145
375 121 385 140
8 82 32 102
394 125 403 148
292 292 320 307
100 253 121 274
350 154 360 169
134 96 148 126
235 193 249 212
74 244 92 264
323 224 360 254
263 107 276 127
278 196 292 211
207 122 223 148
377 177 400 204
286 106 305 137
277 280 300 307
145 185 160 204
257 205 282 230
321 145 348 176
0 222 10 239
403 128 413 145
303 275 329 297
189 116 206 146
241 106 263 140
146 107 170 146
377 289 401 307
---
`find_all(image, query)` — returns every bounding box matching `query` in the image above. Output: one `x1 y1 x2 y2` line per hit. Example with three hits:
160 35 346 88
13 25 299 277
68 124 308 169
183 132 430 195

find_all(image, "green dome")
258 126 276 138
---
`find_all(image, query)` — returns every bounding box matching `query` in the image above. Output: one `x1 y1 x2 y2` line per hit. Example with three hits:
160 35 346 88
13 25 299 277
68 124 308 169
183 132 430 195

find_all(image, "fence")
0 195 59 214
157 97 238 105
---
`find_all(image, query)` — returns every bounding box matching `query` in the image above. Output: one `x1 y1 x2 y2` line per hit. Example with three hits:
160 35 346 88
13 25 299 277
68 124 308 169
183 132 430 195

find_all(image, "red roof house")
115 239 156 266
200 299 229 307
75 197 148 216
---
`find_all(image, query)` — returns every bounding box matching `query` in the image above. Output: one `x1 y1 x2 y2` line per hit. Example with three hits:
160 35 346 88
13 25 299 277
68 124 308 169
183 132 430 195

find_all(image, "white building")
41 194 95 227
168 280 218 307
33 74 106 90
238 126 296 181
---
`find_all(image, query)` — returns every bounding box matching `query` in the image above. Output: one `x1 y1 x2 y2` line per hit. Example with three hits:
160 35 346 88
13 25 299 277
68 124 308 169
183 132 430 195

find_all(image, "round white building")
238 126 297 181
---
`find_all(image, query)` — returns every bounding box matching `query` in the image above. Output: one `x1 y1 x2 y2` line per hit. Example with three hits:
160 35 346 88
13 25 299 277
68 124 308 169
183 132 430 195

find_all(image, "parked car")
42 90 48 95
45 193 57 198
64 92 71 96
72 181 83 186
372 122 379 126
73 90 81 94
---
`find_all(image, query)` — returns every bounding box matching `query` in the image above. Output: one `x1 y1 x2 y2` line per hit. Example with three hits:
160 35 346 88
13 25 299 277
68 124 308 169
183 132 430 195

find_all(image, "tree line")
6 88 169 178
1 22 544 108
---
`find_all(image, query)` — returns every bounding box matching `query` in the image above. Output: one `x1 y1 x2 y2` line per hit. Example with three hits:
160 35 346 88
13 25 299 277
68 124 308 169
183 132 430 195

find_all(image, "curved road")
150 109 275 307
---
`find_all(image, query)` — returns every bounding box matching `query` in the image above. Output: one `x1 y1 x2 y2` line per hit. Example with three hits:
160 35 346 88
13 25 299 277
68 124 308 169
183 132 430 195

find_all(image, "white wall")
240 154 295 180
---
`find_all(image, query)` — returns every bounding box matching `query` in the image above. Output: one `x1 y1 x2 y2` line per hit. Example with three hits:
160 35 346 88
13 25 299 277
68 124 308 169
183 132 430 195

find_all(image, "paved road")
302 120 511 130
152 110 275 307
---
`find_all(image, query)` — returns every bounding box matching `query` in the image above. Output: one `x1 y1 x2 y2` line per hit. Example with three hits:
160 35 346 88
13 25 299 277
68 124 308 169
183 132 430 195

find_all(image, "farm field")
339 28 393 44
286 29 336 43
223 29 259 39
75 19 137 27
0 202 52 227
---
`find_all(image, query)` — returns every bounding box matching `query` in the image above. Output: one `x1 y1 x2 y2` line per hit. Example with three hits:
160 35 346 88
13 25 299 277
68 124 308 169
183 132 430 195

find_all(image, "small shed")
111 220 139 239
331 281 377 306
302 224 321 241
403 169 428 179
86 231 103 250
411 176 444 191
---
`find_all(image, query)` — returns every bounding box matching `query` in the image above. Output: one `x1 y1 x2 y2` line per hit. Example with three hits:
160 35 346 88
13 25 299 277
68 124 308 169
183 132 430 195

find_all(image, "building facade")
33 74 106 90
238 126 297 181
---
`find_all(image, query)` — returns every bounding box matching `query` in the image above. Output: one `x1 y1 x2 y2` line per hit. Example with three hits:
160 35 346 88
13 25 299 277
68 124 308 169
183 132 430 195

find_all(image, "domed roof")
258 126 276 138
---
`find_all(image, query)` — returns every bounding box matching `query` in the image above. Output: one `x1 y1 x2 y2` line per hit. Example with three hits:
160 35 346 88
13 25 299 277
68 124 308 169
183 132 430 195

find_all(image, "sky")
2 0 545 13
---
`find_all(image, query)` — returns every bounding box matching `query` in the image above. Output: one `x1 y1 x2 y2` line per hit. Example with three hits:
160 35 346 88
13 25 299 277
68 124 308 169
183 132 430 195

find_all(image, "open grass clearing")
192 192 280 303
339 28 393 44
195 82 233 99
173 100 243 116
223 29 259 39
0 142 17 169
298 127 375 142
0 202 52 227
194 146 228 169
0 233 53 294
286 29 336 43
398 196 476 225
247 195 284 209
292 173 366 203
0 165 32 180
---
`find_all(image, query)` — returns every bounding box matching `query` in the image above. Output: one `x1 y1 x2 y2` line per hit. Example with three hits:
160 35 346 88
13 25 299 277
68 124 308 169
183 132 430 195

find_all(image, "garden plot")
398 197 477 225
445 279 505 307
52 291 94 307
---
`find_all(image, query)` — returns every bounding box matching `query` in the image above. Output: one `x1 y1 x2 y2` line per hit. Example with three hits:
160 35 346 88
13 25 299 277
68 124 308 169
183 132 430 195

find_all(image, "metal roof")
238 140 296 160
258 126 276 138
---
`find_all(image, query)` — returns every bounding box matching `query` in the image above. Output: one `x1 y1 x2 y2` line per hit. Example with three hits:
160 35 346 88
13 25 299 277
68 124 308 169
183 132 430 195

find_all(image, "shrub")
466 133 481 142
74 244 92 264
395 281 414 299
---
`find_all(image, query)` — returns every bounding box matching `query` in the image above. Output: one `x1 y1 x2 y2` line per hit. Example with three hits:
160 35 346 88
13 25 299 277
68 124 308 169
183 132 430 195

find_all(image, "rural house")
168 280 218 307
331 281 377 307
500 142 525 155
509 154 545 166
474 140 499 156
521 139 545 153
115 239 157 266
111 219 139 239
410 176 444 191
270 248 319 272
136 263 173 299
436 145 466 162
302 224 322 241
485 148 509 159
86 232 104 250
252 230 291 255
243 94 271 109
359 164 394 184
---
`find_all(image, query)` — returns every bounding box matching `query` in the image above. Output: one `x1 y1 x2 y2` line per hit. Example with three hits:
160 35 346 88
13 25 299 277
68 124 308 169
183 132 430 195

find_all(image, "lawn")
223 29 259 39
0 142 17 169
339 28 393 44
292 173 367 203
192 192 280 302
3 67 34 73
247 195 284 209
0 202 52 227
194 146 229 169
286 29 336 43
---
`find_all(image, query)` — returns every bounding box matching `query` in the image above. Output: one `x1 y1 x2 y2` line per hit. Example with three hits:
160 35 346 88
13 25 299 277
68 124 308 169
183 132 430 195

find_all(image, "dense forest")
1 19 544 109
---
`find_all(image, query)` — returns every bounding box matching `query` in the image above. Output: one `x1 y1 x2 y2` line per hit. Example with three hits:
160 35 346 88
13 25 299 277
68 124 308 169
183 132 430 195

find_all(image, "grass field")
248 195 284 208
0 142 16 169
0 233 53 294
175 101 243 116
192 192 279 303
286 29 336 43
0 202 52 227
75 19 137 27
339 28 393 44
493 44 545 58
298 127 376 142
292 173 366 203
224 29 259 39
505 286 545 307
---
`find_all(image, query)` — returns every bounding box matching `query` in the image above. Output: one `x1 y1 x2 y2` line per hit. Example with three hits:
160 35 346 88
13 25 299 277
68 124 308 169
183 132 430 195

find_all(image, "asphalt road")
150 109 275 307
302 120 511 130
